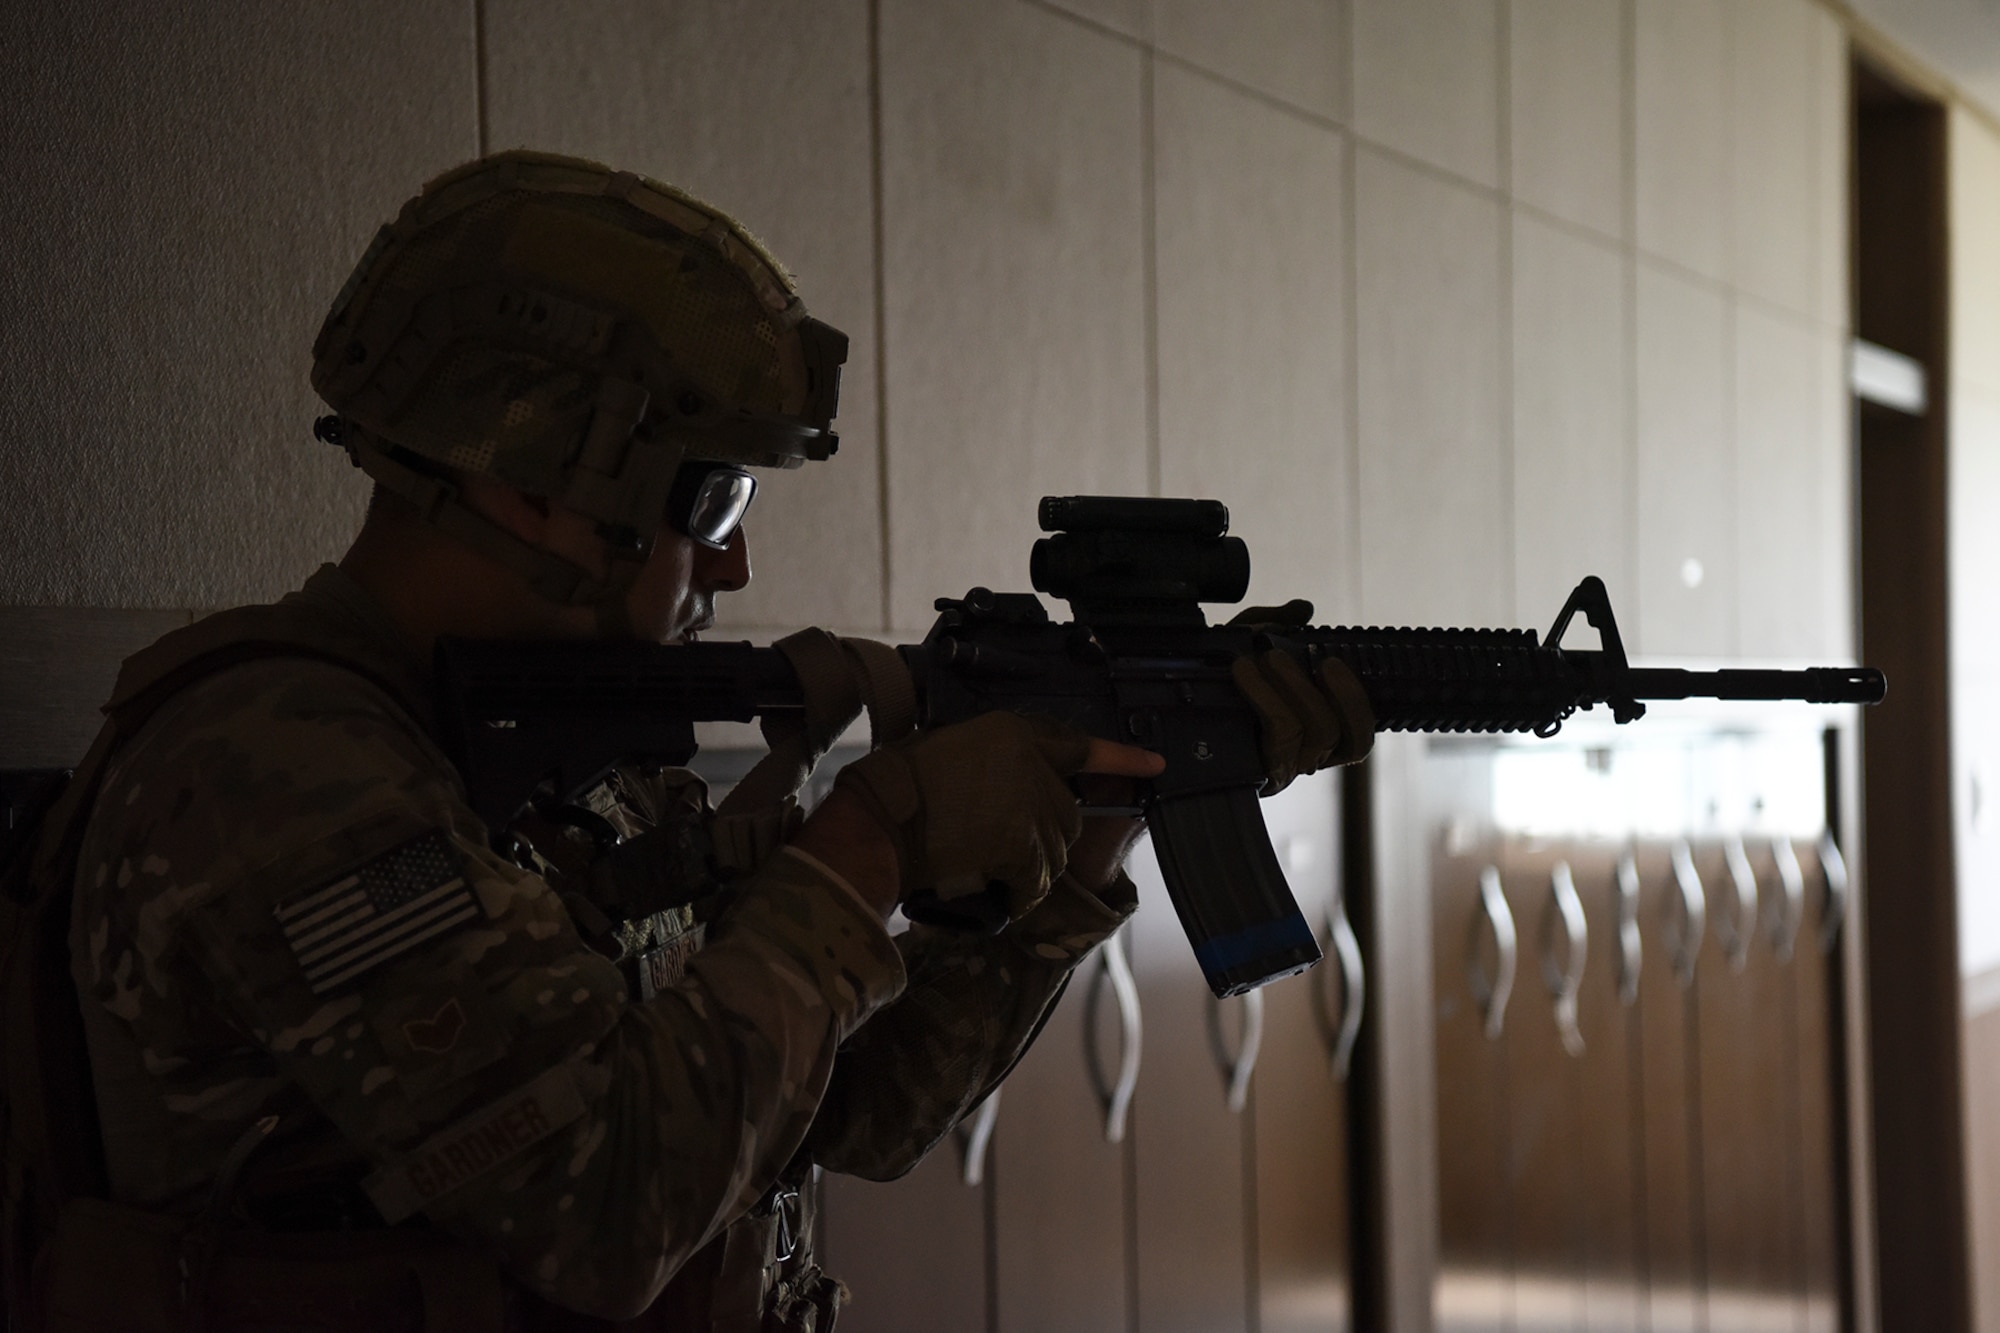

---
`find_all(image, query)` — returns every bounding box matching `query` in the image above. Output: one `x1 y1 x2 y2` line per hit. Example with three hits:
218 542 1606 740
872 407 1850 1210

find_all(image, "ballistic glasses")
666 462 757 550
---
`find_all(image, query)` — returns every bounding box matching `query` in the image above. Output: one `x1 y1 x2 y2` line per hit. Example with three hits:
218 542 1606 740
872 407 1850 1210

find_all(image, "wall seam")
1348 135 1507 209
1499 0 1517 626
1149 48 1345 132
868 0 893 632
1513 196 1629 260
472 0 489 157
1017 16 1535 220
1339 0 1359 622
1733 283 1843 334
1343 114 1363 612
1622 242 1738 301
1017 0 1146 51
1723 0 1742 660
1143 46 1161 497
1016 0 1349 134
1810 6 1827 336
1623 0 1644 657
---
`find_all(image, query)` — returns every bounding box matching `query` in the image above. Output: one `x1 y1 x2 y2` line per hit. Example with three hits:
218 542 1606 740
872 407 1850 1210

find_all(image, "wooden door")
1630 839 1707 1333
1127 836 1256 1333
1853 60 1966 1330
1493 840 1589 1333
822 1147 990 1333
1489 838 1647 1333
1793 833 1850 1333
1432 830 1515 1333
1692 836 1804 1332
1251 771 1354 1333
1568 842 1646 1333
990 963 1132 1333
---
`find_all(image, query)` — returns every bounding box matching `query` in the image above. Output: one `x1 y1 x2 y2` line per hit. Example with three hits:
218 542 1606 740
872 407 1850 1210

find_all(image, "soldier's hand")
1230 650 1375 792
1065 774 1152 893
833 712 1162 920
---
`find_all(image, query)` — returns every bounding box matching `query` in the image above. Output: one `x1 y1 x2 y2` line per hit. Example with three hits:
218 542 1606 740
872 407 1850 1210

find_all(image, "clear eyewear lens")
685 469 756 548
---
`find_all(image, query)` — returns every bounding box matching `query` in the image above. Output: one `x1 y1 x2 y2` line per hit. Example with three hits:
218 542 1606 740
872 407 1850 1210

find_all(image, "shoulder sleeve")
90 659 907 1320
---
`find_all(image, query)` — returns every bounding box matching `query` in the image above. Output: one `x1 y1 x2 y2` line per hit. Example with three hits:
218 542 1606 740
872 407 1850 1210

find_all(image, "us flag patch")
274 831 479 994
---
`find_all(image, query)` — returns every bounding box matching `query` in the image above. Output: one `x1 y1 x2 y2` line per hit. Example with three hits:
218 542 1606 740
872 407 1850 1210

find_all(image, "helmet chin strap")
591 574 642 641
349 429 648 640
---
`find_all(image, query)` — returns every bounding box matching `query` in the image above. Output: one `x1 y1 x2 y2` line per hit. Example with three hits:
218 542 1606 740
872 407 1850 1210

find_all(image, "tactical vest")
0 593 846 1333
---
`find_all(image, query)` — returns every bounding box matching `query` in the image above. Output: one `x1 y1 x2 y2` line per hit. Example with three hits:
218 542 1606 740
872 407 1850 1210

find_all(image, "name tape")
363 1062 587 1224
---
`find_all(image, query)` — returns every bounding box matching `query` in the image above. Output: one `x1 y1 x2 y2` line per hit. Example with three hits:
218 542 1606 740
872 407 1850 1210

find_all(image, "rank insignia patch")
401 997 468 1055
275 831 478 994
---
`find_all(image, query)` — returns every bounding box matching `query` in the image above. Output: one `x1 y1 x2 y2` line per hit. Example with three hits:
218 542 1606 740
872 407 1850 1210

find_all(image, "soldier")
4 150 1369 1331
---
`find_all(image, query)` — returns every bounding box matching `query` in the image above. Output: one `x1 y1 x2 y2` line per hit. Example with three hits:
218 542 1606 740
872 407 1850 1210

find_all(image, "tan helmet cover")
310 149 849 615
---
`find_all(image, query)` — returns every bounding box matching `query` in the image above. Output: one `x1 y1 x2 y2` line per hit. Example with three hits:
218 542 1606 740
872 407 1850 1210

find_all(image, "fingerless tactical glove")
1229 649 1376 794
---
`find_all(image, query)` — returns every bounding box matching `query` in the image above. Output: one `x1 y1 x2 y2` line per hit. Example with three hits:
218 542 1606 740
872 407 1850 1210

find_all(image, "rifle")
435 495 1885 997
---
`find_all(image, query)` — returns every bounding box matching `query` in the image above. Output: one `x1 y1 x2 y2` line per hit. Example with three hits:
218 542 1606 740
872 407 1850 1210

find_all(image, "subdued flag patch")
274 831 478 994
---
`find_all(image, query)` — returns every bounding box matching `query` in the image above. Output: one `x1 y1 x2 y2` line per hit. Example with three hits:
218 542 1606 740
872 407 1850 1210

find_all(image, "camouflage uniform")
68 564 1135 1326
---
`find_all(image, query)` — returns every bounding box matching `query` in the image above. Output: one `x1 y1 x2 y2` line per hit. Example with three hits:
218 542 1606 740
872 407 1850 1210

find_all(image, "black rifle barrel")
1624 665 1886 705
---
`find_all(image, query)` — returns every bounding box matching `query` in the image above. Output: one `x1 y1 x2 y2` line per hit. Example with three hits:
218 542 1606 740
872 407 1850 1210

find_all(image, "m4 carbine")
435 495 1886 998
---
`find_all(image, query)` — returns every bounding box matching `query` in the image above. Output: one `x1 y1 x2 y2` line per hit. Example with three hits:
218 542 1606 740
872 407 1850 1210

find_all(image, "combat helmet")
310 149 849 632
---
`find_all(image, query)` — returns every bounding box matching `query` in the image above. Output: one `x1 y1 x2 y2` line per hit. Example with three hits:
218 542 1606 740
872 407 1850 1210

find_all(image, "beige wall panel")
877 0 1147 633
1042 0 1150 41
1818 331 1853 662
1962 1003 2000 1333
1509 0 1626 241
1154 65 1354 623
1634 0 1730 283
1814 7 1850 331
1955 382 2000 724
1511 212 1631 631
1957 660 2000 985
1352 0 1501 188
1734 303 1835 660
482 0 882 635
0 608 193 769
1957 111 2000 978
1633 261 1735 658
1354 148 1508 626
1728 0 1821 321
1155 0 1346 122
1953 383 2000 978
1955 127 2000 980
1953 107 2000 395
0 4 475 609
